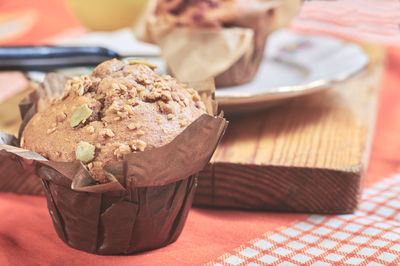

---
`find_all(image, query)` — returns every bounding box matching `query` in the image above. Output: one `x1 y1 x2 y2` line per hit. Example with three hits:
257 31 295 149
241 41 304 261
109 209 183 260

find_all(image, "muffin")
13 59 227 254
155 0 251 27
22 59 206 183
138 0 276 87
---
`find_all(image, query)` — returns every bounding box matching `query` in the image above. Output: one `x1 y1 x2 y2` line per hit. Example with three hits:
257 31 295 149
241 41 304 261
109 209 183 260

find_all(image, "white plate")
216 29 369 114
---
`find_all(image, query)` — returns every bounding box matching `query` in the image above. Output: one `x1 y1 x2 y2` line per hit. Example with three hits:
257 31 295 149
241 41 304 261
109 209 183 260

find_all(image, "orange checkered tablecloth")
1 0 400 265
211 175 400 265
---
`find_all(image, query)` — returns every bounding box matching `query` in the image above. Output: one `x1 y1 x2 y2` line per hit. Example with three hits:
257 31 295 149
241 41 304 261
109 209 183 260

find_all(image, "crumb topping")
22 59 206 183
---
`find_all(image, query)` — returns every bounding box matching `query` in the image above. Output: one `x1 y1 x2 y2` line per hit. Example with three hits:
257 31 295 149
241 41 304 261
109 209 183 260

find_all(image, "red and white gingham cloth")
205 2 400 264
290 0 400 46
209 174 400 265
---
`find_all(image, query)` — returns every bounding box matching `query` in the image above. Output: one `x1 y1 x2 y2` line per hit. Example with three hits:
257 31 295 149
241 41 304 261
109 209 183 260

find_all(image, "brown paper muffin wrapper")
0 74 227 254
134 0 276 87
214 8 274 87
0 73 70 196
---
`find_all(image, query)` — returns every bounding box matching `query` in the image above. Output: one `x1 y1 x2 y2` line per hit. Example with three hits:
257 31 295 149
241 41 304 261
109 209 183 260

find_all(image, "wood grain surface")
194 44 385 213
0 45 385 214
0 79 35 136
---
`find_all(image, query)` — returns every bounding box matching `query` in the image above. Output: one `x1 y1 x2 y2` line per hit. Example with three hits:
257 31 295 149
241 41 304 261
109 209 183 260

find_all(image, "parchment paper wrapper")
0 74 227 254
134 0 277 87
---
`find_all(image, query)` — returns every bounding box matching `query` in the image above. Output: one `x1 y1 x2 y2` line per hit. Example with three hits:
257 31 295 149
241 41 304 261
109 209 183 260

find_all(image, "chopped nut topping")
119 111 130 119
93 161 103 168
114 143 131 158
116 111 126 118
123 104 134 114
180 120 188 127
128 59 157 70
76 141 95 163
119 84 128 92
49 97 60 106
47 127 56 134
171 93 180 102
56 112 67 122
100 128 115 138
127 98 137 106
178 93 185 101
80 75 92 93
31 59 208 178
127 123 138 130
192 92 200 102
63 75 92 98
161 91 172 102
86 125 95 134
76 86 84 96
109 101 122 112
129 88 137 98
111 83 120 91
131 140 147 151
145 90 161 102
183 98 190 107
158 101 174 114
70 104 93 127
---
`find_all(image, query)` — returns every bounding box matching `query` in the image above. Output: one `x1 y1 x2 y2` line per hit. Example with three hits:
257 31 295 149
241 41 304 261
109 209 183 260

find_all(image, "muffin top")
155 0 248 27
21 59 206 182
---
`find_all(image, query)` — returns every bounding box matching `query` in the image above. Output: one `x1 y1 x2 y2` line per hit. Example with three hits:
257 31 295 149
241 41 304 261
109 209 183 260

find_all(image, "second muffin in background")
136 0 277 87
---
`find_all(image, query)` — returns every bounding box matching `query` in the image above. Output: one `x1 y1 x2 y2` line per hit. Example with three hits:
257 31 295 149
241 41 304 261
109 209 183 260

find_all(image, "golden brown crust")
22 59 206 182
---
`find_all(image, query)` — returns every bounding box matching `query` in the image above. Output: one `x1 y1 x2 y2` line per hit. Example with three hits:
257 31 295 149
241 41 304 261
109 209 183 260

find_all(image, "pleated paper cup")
0 73 227 254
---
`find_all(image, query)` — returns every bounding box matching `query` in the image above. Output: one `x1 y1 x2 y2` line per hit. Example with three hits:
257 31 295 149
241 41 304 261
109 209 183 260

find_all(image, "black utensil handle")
0 46 120 71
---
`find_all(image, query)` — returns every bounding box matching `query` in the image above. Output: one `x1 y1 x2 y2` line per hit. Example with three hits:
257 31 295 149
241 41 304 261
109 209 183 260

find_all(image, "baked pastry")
8 59 227 254
148 0 275 87
22 59 206 183
155 0 250 27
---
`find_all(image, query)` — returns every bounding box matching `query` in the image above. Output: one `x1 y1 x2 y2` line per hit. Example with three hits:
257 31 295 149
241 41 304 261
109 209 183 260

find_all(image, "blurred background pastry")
134 0 301 87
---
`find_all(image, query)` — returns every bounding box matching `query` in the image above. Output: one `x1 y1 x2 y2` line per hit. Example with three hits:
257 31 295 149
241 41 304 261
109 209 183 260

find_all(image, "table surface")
1 1 400 265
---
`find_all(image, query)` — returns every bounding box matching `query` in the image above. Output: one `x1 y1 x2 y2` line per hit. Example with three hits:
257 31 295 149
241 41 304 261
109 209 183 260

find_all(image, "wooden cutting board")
0 44 385 214
194 44 385 214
